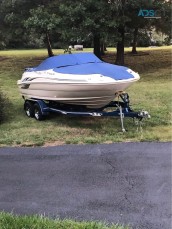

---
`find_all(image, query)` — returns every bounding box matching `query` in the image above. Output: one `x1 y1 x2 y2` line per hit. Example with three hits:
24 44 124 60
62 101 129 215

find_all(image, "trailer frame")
23 93 150 132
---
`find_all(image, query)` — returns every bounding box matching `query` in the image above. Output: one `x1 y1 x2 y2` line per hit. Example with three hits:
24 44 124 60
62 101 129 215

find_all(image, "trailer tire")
33 103 44 121
24 101 34 118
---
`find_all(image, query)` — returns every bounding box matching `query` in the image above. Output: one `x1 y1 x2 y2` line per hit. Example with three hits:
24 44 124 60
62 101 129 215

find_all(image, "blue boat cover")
28 53 134 80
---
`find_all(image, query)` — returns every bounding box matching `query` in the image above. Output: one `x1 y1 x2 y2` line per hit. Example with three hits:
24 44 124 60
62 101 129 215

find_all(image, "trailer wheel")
24 101 34 118
33 103 44 121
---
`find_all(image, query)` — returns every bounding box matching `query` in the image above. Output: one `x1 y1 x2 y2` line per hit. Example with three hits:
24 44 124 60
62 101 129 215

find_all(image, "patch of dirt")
0 56 10 61
126 51 150 56
43 140 65 147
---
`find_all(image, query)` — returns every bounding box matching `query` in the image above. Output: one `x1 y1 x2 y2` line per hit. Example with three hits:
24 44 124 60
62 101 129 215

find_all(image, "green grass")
0 46 171 146
0 212 130 229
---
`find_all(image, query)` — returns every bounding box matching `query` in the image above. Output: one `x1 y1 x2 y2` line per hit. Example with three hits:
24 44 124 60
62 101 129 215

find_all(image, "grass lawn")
0 46 171 146
0 212 130 229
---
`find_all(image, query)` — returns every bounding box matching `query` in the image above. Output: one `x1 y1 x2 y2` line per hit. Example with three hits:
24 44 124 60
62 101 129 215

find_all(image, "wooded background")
0 0 171 65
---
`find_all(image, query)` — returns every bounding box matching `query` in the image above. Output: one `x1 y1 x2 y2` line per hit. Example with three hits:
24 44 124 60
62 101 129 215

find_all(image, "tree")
108 0 164 64
128 0 171 53
125 1 149 54
58 0 117 58
25 5 60 56
0 0 41 49
152 0 171 43
110 0 129 65
107 0 138 65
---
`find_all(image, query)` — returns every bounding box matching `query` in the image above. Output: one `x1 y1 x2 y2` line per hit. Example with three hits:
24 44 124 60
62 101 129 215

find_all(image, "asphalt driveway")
0 142 171 229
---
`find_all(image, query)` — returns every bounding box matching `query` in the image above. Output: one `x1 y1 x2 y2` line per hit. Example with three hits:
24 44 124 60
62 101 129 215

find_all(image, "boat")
17 52 140 109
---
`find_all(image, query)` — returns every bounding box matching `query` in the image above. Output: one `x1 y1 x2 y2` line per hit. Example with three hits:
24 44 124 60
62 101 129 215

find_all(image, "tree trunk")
104 43 107 52
115 27 125 66
131 28 138 54
46 31 54 57
100 42 105 56
93 34 101 59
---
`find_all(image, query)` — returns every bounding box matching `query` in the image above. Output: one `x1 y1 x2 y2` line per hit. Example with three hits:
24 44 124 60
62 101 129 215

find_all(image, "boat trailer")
23 93 150 132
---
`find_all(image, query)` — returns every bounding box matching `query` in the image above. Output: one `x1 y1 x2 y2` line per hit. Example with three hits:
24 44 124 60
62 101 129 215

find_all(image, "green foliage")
0 41 6 50
0 0 171 53
0 91 9 124
25 5 60 33
164 37 172 45
0 212 129 229
152 0 171 39
0 0 42 49
137 31 150 47
58 0 116 42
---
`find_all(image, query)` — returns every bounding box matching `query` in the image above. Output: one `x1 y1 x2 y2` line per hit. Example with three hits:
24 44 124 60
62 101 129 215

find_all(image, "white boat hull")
17 78 137 108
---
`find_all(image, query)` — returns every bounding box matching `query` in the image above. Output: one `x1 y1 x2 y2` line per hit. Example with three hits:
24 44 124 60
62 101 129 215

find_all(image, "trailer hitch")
116 92 151 132
134 110 151 132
